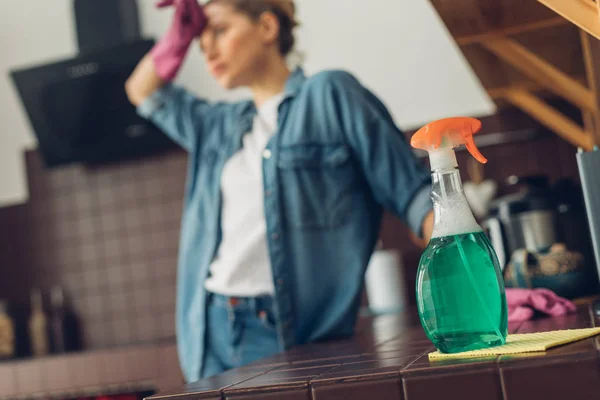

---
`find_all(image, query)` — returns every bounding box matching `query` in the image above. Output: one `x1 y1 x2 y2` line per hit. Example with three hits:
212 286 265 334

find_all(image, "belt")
207 292 275 312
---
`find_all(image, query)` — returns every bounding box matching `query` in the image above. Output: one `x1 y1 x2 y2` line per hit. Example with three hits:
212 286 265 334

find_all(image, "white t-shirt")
204 94 285 297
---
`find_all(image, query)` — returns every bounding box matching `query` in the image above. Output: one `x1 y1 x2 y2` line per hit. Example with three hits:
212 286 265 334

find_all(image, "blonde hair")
205 0 299 56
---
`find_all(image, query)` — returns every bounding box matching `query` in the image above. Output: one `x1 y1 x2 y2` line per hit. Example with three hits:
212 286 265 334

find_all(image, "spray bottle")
411 117 508 353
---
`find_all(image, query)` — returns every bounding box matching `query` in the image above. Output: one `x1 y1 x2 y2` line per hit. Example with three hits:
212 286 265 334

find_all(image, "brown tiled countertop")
148 302 600 400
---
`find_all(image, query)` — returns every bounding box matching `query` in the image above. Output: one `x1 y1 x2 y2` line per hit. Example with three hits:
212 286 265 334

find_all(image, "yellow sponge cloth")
428 328 600 360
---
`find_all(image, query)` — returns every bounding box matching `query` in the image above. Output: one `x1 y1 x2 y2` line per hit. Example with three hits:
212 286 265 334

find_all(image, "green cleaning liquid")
416 231 508 353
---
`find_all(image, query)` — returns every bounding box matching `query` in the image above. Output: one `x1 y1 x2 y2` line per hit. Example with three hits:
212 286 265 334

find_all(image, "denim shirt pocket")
277 143 355 229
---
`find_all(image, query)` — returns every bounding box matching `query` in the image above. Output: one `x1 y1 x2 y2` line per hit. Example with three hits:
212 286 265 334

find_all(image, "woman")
126 0 434 382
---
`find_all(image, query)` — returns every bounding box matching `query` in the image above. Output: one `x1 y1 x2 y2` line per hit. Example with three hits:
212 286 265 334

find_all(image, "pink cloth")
151 0 208 82
506 288 577 323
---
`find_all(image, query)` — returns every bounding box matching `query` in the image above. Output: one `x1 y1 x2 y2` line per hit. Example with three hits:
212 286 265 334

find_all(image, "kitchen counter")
147 302 600 400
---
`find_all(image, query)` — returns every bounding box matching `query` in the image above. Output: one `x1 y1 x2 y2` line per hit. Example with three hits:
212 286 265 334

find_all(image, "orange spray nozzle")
411 117 487 164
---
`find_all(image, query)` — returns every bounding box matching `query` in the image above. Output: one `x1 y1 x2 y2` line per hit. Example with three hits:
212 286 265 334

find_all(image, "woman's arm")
125 54 165 107
125 0 213 152
411 210 434 249
126 0 207 106
322 71 434 240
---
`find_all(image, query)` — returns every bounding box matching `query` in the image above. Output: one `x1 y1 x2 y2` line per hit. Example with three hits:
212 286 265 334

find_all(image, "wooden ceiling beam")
580 29 600 145
481 37 595 112
491 88 593 150
537 0 600 39
455 17 568 46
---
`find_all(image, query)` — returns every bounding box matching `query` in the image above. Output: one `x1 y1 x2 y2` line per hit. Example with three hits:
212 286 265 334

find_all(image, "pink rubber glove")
506 288 577 323
151 0 208 82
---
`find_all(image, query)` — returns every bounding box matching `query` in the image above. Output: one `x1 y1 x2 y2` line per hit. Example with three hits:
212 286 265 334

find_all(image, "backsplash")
0 149 188 353
0 117 582 356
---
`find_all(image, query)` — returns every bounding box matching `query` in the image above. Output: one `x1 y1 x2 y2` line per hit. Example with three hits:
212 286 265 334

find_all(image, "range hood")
9 0 175 168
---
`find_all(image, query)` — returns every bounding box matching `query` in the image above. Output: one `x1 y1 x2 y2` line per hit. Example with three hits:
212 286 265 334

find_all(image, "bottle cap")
411 117 487 170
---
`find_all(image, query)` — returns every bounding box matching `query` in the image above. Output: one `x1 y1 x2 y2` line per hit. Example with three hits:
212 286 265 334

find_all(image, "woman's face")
200 3 276 89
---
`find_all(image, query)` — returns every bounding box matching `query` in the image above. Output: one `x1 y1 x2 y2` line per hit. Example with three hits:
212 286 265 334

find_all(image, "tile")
157 310 177 339
48 167 77 190
312 356 414 383
362 346 433 359
149 390 221 400
226 388 310 400
223 366 334 397
499 337 599 364
113 318 134 345
153 258 178 282
125 346 159 382
124 208 146 230
156 347 186 393
68 352 101 389
403 353 498 374
157 344 184 382
375 339 433 352
83 267 105 290
42 356 71 392
126 235 147 258
500 353 600 400
403 366 502 400
14 359 45 394
86 294 107 317
83 319 112 348
106 265 127 287
79 241 100 264
312 377 403 400
224 377 309 396
156 283 177 308
99 348 132 385
249 350 337 366
123 179 146 201
100 212 120 234
135 313 159 340
287 357 354 369
144 178 166 199
0 363 17 398
153 364 272 399
130 261 153 283
102 236 125 260
73 189 95 213
259 365 337 381
109 291 133 314
133 286 155 311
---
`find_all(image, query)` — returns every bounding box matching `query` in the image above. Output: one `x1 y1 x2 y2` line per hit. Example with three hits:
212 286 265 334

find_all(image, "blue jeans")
201 292 281 378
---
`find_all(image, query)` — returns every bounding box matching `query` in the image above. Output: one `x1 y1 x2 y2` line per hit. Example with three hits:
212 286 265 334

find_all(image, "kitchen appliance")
483 176 557 268
74 0 141 53
483 175 597 298
10 39 176 168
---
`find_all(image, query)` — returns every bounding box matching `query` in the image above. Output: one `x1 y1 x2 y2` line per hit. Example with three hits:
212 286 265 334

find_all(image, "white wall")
0 0 77 206
0 0 493 207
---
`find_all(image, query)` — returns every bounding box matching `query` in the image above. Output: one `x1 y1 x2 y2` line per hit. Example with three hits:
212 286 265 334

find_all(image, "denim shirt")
137 68 433 382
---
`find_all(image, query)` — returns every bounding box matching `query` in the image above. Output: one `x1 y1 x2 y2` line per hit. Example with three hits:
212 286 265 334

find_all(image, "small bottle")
29 288 50 357
411 117 508 353
0 300 15 359
50 286 81 353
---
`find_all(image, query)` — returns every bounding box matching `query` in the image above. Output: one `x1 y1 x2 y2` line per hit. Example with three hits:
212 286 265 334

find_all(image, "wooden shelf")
537 0 600 39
